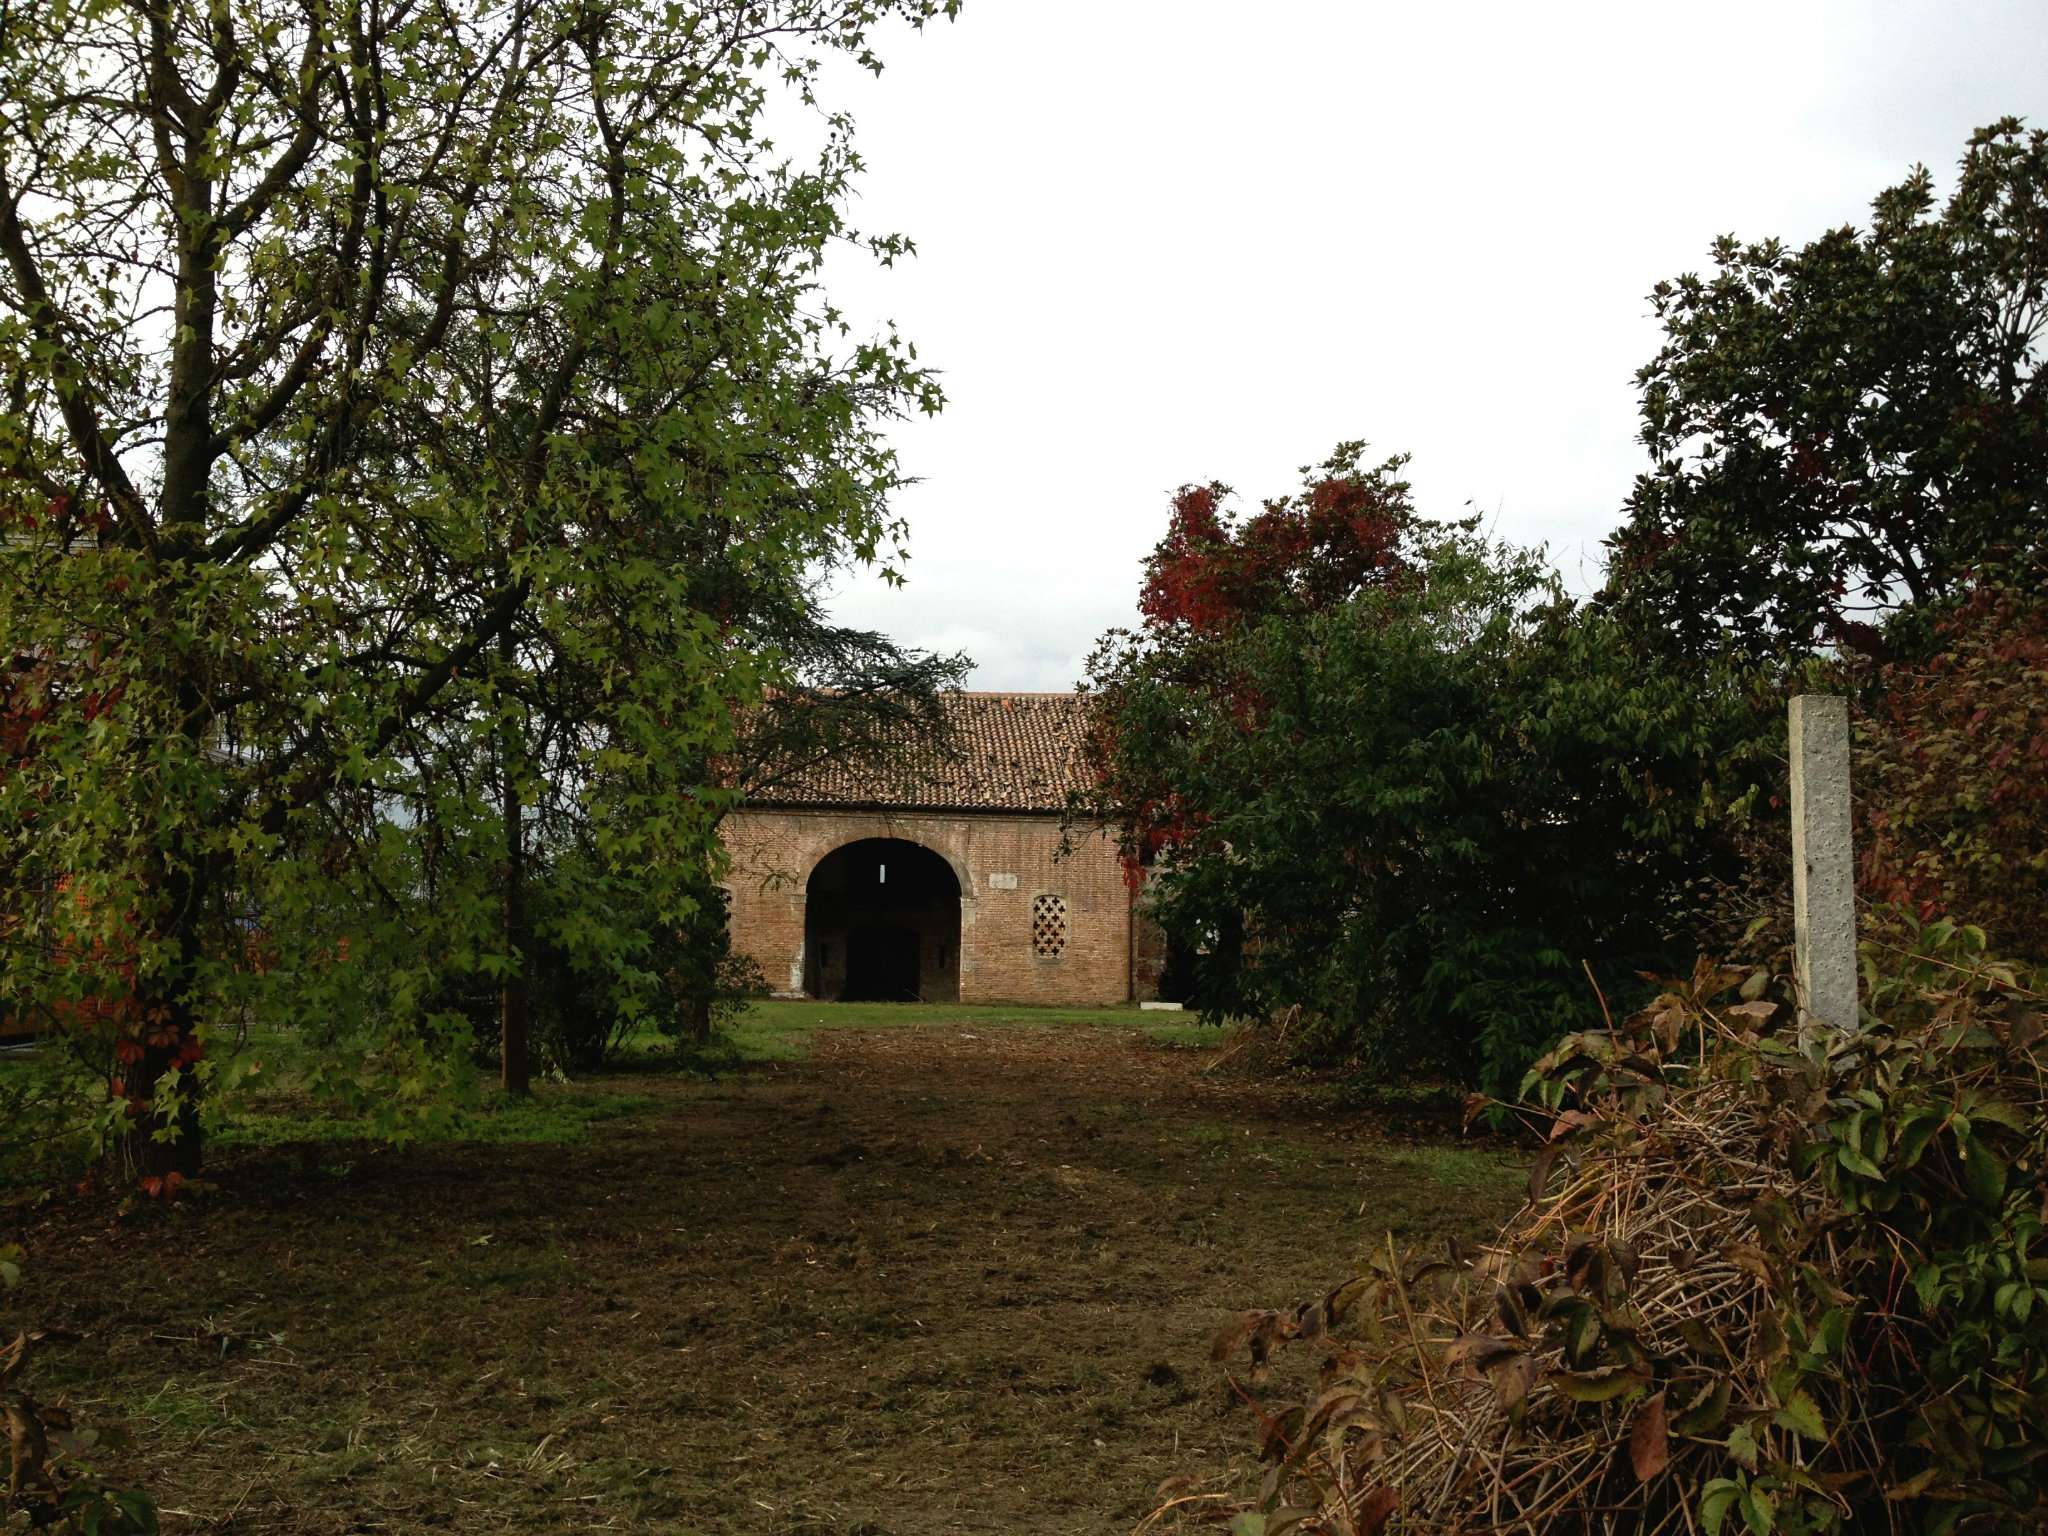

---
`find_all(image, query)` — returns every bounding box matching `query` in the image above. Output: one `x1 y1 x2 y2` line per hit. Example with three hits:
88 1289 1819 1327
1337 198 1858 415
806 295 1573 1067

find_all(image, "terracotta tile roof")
748 691 1091 814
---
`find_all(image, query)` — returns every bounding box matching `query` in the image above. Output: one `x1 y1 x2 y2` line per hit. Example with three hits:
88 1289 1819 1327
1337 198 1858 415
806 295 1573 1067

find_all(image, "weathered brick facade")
719 693 1151 1006
721 807 1136 1005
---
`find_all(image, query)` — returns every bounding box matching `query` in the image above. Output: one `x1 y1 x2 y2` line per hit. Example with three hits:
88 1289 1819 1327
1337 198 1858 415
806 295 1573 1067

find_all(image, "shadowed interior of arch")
803 838 962 1002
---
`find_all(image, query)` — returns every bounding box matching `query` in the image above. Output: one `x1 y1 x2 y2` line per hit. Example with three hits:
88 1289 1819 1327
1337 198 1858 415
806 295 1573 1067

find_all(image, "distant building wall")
720 806 1135 1007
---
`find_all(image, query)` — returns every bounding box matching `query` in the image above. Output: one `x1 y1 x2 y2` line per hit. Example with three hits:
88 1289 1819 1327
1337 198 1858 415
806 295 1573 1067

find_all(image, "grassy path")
13 1008 1520 1534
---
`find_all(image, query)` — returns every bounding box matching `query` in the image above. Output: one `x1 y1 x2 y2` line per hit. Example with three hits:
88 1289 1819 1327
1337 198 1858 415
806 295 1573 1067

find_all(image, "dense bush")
523 857 766 1071
1195 917 2047 1535
1089 125 2048 1098
1077 457 1766 1099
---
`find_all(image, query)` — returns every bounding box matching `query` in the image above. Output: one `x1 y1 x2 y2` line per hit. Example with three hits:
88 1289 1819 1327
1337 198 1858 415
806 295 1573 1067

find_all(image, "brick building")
720 692 1160 1006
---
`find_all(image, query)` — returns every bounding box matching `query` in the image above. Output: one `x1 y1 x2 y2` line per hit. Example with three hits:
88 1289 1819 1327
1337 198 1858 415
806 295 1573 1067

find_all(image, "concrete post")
1789 694 1858 1034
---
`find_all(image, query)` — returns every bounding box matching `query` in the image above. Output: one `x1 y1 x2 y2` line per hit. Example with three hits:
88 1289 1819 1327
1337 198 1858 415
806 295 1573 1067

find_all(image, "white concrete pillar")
1789 694 1858 1034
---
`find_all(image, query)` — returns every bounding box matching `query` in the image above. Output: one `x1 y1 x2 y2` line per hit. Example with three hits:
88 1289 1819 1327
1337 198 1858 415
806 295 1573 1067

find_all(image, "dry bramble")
1184 917 2048 1536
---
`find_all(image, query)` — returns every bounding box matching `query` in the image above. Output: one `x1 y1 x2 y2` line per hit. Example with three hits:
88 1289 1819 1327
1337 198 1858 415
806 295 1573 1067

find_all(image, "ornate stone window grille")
1031 894 1068 958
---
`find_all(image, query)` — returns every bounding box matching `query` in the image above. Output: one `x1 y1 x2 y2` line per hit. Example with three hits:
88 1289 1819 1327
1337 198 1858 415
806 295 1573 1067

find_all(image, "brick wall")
719 807 1134 1006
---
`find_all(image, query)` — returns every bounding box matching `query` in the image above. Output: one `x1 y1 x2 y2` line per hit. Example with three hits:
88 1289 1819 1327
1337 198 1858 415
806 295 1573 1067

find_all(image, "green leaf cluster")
1608 119 2048 660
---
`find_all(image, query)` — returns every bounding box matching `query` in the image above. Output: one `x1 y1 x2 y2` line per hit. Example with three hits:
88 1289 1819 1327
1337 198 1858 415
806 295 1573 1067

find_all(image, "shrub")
526 858 766 1071
0 1044 116 1193
1194 916 2047 1534
653 951 769 1057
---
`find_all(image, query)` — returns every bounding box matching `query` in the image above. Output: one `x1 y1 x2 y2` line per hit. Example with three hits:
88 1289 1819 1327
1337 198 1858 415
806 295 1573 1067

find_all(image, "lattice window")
1031 894 1068 958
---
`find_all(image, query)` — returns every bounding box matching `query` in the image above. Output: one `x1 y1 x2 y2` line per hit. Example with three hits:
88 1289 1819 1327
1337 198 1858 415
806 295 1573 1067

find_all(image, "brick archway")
803 837 962 1002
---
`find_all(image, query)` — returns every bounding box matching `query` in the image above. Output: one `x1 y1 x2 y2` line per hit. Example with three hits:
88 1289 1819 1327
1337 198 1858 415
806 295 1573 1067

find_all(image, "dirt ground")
14 1024 1521 1534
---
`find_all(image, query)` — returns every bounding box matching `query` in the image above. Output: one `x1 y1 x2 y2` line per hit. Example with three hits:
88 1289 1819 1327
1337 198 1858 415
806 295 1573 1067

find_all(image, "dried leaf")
1491 1352 1537 1412
1548 1109 1600 1143
1495 1283 1529 1339
1354 1485 1398 1535
1527 1143 1560 1205
1650 1001 1686 1053
1629 1390 1670 1481
1323 1274 1373 1324
1443 1333 1520 1377
1212 1310 1265 1363
1672 1375 1732 1435
1724 1242 1775 1285
1884 1467 1939 1501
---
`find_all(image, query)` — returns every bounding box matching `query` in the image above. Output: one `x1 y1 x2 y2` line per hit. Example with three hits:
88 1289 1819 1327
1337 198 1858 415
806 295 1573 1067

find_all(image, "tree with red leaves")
1138 450 1417 638
1076 446 1760 1095
1078 444 1422 894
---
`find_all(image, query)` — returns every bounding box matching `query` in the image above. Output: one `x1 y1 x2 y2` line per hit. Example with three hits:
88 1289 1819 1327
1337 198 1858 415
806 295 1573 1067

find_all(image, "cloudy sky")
807 1 2048 690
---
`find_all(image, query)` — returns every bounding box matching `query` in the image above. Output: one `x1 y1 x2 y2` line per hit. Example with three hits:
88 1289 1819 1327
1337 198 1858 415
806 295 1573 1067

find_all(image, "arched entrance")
803 838 961 1002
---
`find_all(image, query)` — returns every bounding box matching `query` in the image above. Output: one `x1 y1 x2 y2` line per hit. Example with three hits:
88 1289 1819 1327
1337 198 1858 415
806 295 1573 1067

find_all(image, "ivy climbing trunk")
120 681 210 1182
121 973 205 1179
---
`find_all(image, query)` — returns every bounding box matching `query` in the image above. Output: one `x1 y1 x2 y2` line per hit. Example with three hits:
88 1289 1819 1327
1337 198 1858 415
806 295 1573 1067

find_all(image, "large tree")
0 0 954 1177
1608 119 2048 659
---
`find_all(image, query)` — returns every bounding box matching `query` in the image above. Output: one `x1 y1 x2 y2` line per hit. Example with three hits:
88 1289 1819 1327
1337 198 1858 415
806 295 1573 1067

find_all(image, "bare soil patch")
15 1023 1519 1534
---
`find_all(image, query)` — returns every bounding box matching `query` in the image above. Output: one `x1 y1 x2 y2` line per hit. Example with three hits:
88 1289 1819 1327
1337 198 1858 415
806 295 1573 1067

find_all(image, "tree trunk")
499 631 531 1097
119 870 206 1181
685 988 713 1047
120 1016 205 1180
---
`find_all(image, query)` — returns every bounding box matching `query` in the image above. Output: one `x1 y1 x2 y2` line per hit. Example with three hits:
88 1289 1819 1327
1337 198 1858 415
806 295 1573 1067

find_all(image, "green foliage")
1204 919 2048 1535
0 0 954 1175
0 1043 109 1191
1081 476 1766 1097
1607 119 2048 659
515 854 740 1072
1849 564 2048 961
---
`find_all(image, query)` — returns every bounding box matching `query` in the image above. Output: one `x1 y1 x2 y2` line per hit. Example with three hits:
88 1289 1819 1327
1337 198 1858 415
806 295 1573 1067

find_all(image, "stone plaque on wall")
987 873 1018 890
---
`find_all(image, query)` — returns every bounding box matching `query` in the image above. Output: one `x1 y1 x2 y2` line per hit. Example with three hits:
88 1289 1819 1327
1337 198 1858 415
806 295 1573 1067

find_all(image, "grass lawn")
6 1003 1522 1534
709 998 1202 1065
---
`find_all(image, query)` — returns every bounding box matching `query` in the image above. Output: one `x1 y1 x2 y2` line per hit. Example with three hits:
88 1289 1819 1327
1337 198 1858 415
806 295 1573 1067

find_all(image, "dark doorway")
844 923 921 1002
804 839 961 1002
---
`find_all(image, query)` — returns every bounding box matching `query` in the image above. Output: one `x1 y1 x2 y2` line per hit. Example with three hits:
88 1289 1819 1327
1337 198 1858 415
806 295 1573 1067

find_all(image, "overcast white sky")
804 1 2048 691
